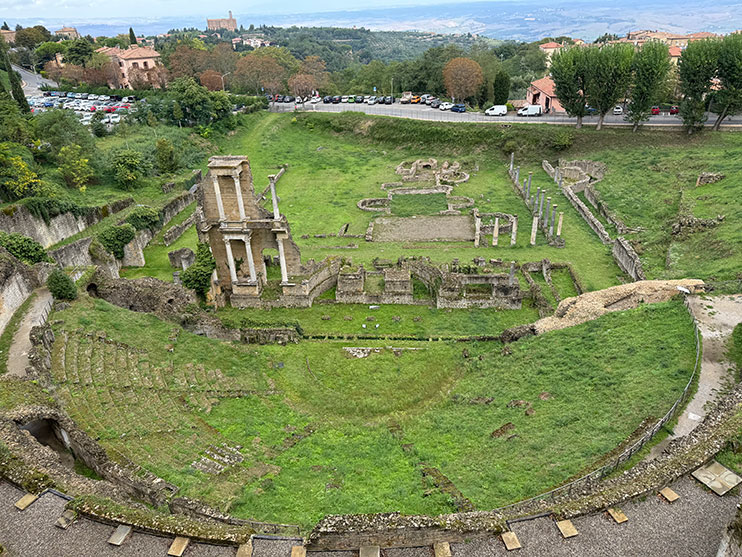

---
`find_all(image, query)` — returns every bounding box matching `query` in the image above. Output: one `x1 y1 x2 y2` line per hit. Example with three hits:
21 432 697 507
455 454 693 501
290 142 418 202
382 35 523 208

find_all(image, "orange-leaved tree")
443 57 484 103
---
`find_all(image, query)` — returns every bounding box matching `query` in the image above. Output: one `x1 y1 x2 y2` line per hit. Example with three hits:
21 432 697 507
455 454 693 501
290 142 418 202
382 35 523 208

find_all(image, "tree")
443 57 483 103
492 70 511 105
91 111 107 137
0 93 31 143
34 41 66 66
111 149 147 190
234 53 286 94
14 26 49 50
181 242 216 297
65 39 94 67
550 46 590 128
626 41 671 131
712 33 742 130
584 44 635 130
58 144 94 190
155 138 177 174
595 33 620 44
0 143 43 201
33 110 95 158
0 45 29 113
678 39 720 134
199 69 223 91
168 76 214 125
129 27 137 45
167 45 207 79
288 73 317 97
172 100 184 127
1 22 9 31
47 269 78 301
299 55 330 90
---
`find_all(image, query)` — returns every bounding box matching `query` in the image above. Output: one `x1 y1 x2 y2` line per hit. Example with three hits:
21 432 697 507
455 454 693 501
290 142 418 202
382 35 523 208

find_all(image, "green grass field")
42 294 695 529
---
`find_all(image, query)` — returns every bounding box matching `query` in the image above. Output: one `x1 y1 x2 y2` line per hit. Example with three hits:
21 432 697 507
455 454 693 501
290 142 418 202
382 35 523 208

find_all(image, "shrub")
97 223 136 259
0 231 51 264
126 206 161 231
111 149 149 191
155 138 177 174
58 144 94 190
21 197 93 223
47 269 77 301
181 242 216 298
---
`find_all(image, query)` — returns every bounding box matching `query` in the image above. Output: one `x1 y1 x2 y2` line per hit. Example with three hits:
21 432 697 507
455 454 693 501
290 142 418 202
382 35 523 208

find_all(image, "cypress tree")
129 27 137 45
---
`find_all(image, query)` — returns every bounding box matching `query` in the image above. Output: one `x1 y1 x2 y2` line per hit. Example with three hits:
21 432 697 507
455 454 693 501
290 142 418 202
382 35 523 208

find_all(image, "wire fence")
490 299 702 514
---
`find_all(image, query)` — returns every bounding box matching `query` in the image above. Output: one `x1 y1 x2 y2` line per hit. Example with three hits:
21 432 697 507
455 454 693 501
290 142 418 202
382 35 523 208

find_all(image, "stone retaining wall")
0 199 134 249
613 236 646 281
164 214 195 246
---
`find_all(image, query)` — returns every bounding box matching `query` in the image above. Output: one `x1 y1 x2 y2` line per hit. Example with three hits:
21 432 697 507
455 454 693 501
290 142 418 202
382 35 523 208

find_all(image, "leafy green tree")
1 22 9 31
585 43 635 130
33 110 95 158
0 231 51 264
91 111 107 137
129 27 137 45
0 46 29 113
678 39 720 134
0 93 31 143
168 77 213 125
98 224 136 259
595 33 620 44
155 138 177 174
47 269 78 301
550 47 590 128
493 70 510 105
172 100 184 127
626 41 671 131
64 39 94 67
712 33 742 130
111 149 148 190
34 41 67 65
126 206 161 230
14 26 50 49
181 242 216 298
0 143 43 201
58 144 94 190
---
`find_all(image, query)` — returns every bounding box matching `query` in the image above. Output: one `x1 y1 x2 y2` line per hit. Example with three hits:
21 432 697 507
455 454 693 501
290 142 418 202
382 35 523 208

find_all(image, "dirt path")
5 289 52 378
650 294 742 458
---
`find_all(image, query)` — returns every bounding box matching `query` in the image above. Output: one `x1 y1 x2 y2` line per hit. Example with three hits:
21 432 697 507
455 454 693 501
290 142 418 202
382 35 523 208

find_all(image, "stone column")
492 217 499 246
515 166 520 186
557 212 564 237
525 178 531 200
213 175 226 221
530 216 538 245
509 152 514 172
523 178 527 196
270 181 280 220
276 234 289 284
509 261 516 286
232 173 246 221
223 238 237 284
534 187 541 214
554 167 560 183
243 233 257 283
559 177 564 189
539 191 546 221
510 217 518 246
474 213 481 247
528 172 532 194
549 204 557 236
544 197 551 229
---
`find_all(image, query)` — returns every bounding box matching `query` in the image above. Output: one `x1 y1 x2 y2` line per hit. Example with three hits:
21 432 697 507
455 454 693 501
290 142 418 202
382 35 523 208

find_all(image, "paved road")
277 101 741 129
11 64 56 96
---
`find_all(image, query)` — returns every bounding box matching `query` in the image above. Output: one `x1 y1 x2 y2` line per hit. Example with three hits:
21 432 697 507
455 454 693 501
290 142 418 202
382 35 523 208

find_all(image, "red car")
651 106 661 115
669 106 679 115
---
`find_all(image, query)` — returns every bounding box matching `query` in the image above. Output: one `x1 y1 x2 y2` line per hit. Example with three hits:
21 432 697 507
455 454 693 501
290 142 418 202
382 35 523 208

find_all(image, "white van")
517 104 543 117
485 105 508 116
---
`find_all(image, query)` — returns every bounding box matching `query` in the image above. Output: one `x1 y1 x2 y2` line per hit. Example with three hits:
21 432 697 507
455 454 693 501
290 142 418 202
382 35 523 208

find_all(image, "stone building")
199 156 301 306
207 11 238 32
95 46 163 89
55 26 81 40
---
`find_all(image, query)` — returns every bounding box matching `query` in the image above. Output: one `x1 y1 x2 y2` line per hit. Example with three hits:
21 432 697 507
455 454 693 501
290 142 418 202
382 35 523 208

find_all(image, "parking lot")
26 91 138 128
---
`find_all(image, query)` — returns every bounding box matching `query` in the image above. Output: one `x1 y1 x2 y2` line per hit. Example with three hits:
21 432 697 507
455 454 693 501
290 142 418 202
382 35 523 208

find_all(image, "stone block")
14 493 38 511
433 541 452 557
501 531 522 550
290 546 306 557
108 524 132 546
359 546 380 557
236 540 253 557
555 519 578 538
167 536 190 556
607 508 628 524
659 487 679 502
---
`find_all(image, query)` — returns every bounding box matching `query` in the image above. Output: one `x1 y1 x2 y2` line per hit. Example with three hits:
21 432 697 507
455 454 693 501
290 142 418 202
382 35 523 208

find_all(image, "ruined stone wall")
48 237 94 269
0 248 38 335
0 199 134 249
122 229 154 267
561 186 612 244
612 236 646 281
164 214 195 246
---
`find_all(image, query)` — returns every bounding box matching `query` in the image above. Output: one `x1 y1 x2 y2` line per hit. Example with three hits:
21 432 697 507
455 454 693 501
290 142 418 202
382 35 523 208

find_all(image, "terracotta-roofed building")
526 76 563 113
668 46 683 64
539 41 563 67
95 45 163 89
0 29 16 44
55 26 80 40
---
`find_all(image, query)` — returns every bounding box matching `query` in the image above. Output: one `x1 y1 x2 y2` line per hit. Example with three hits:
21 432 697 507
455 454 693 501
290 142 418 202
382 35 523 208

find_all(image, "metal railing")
491 301 702 514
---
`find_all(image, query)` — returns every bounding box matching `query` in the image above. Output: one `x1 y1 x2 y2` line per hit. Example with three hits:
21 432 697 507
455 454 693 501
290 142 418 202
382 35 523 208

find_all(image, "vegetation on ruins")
47 269 78 300
97 223 136 259
0 231 50 264
181 242 216 297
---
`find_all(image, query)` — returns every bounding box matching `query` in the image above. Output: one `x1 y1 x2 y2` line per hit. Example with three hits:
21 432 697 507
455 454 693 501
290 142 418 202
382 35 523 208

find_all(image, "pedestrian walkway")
5 288 52 378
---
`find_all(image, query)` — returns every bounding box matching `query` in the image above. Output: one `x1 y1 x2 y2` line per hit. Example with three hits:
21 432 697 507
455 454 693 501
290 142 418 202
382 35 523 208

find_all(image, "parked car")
669 106 679 115
400 91 412 104
384 96 394 104
341 95 349 103
651 106 661 115
332 95 342 104
284 95 295 103
613 105 623 115
323 96 332 103
354 95 364 103
451 104 466 113
367 96 377 105
410 95 421 104
426 97 438 105
430 99 442 109
310 96 322 103
517 105 543 117
439 102 454 111
485 105 508 116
